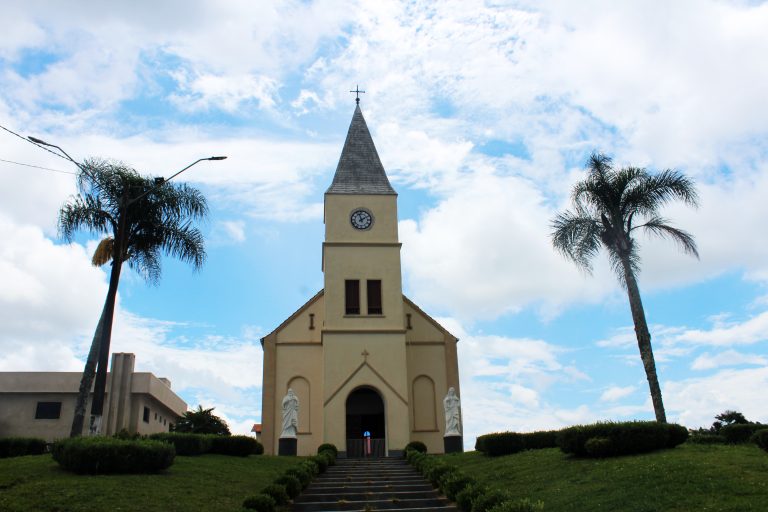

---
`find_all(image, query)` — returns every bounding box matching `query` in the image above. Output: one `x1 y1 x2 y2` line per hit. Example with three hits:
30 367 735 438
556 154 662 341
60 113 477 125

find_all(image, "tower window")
35 401 61 419
345 280 360 315
143 407 150 423
367 280 382 315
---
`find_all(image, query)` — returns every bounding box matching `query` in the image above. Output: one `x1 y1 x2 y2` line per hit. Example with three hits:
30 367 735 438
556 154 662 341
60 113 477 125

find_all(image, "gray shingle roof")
326 105 396 195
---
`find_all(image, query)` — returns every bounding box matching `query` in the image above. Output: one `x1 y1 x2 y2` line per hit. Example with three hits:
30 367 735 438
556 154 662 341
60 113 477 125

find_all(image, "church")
260 101 461 457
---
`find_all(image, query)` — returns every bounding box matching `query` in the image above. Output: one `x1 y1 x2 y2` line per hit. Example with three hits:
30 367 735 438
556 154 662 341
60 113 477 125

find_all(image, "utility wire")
0 122 73 162
0 158 76 175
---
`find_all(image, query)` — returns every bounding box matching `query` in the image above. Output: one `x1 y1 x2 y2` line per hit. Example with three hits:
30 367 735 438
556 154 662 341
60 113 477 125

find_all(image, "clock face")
350 209 373 230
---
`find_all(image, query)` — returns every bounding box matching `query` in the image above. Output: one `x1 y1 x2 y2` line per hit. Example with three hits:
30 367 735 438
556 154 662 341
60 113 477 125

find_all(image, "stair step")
291 497 453 511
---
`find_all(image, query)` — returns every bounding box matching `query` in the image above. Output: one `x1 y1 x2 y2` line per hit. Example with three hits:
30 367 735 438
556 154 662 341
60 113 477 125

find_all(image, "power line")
0 158 77 175
0 122 72 162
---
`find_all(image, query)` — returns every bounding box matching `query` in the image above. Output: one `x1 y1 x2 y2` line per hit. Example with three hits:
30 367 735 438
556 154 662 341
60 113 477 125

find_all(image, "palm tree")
60 158 208 437
551 153 699 422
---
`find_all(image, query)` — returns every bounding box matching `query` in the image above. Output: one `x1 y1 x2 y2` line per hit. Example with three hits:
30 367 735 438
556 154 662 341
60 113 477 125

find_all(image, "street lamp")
28 135 226 436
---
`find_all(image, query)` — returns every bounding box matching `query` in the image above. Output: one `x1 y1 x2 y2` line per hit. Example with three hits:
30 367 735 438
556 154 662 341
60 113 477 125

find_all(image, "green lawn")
446 443 768 512
0 453 299 512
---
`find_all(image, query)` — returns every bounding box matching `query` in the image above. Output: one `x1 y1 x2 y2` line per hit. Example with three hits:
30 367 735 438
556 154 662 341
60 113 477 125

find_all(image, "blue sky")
1 0 767 443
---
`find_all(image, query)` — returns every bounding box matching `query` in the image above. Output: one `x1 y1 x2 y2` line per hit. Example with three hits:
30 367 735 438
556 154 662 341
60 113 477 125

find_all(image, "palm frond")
634 216 700 258
551 208 601 273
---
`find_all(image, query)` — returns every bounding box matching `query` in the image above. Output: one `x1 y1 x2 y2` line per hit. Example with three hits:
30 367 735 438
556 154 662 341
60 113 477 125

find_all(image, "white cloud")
600 385 637 403
665 367 768 428
214 220 246 244
691 350 768 371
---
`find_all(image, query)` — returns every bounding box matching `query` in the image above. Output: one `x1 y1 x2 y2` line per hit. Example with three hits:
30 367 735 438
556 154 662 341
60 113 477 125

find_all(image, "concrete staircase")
291 458 458 512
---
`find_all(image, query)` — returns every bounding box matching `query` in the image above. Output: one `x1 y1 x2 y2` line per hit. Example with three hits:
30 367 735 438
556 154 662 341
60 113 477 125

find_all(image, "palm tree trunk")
621 257 667 423
87 246 123 434
69 302 106 437
88 195 128 435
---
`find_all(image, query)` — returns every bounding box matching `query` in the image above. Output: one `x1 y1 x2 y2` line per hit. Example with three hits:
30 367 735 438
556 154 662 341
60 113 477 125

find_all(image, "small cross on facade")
350 85 365 104
361 349 370 361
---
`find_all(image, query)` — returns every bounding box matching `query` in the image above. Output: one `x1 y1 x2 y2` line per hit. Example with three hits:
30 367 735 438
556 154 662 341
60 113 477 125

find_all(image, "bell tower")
322 104 404 330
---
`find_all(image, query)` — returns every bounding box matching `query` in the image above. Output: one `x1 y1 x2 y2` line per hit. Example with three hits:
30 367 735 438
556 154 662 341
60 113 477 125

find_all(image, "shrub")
488 498 545 512
473 489 510 512
242 494 276 512
521 430 559 450
317 449 336 466
52 437 175 474
687 434 727 444
752 429 768 452
425 463 455 486
300 459 320 476
456 483 487 512
317 443 338 456
437 466 461 490
475 436 487 453
0 437 47 458
720 423 768 444
442 473 477 501
209 435 261 456
407 449 426 465
285 466 312 488
557 421 688 458
584 437 612 458
275 475 302 498
149 432 211 456
261 484 289 506
405 440 428 453
309 454 329 473
476 432 525 457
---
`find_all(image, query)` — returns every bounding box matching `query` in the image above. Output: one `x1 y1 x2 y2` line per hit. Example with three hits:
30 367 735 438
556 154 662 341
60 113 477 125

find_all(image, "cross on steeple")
361 349 370 361
350 85 365 104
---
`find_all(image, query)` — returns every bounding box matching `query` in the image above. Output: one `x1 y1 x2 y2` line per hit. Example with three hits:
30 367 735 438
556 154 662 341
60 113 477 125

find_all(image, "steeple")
326 105 396 195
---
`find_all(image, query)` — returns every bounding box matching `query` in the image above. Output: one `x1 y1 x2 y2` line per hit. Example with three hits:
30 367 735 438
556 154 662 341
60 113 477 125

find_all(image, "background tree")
172 405 231 435
711 410 749 432
551 153 699 422
60 158 208 437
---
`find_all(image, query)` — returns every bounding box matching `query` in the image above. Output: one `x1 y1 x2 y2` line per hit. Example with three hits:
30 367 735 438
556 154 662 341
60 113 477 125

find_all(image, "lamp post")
28 135 226 435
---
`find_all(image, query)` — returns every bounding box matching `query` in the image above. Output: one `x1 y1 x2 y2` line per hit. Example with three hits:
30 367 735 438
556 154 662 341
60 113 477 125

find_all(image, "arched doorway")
345 387 385 458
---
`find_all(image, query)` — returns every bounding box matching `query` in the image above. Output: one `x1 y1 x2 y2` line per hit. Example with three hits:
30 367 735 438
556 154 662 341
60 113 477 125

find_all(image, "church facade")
260 104 461 457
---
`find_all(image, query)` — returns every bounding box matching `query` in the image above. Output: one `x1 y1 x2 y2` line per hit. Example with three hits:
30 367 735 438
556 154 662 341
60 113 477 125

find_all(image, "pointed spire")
326 105 396 195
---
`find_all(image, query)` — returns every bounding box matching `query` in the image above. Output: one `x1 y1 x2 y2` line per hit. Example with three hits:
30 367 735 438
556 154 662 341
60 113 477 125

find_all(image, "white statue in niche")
443 387 462 436
281 388 299 438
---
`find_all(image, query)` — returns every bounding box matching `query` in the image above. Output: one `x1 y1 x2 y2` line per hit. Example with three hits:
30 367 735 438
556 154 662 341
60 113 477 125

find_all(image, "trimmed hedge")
720 423 768 444
456 482 487 512
149 432 211 455
441 472 476 501
317 443 338 456
405 440 428 453
261 483 289 506
274 475 302 498
475 430 559 456
557 421 688 458
473 489 511 512
285 466 312 489
752 429 768 452
52 437 175 474
209 435 262 456
0 437 47 458
242 494 276 512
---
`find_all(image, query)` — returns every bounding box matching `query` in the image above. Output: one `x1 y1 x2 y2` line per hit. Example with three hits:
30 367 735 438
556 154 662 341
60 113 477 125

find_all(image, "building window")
367 280 382 315
345 280 360 314
143 407 150 423
35 401 61 419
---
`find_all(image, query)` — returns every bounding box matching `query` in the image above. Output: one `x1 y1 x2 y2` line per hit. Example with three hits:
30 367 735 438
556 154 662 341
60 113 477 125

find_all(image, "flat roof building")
0 353 187 441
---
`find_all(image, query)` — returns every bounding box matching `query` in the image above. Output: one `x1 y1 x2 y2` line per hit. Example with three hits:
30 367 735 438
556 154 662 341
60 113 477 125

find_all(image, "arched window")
412 375 437 431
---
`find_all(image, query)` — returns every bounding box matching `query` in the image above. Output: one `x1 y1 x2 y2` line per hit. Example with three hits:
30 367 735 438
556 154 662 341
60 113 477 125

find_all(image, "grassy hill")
448 443 768 512
1 443 766 511
0 453 298 512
